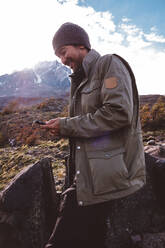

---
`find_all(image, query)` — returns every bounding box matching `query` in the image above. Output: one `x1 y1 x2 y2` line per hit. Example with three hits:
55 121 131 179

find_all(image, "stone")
142 233 165 248
106 153 165 248
147 139 155 145
144 144 165 159
158 145 165 157
147 136 155 141
0 158 58 248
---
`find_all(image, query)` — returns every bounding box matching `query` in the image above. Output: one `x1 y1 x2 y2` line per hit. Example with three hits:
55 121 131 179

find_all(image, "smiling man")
56 45 88 72
43 22 146 248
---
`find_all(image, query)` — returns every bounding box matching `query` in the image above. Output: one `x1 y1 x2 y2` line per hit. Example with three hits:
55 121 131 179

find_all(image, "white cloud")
120 23 142 36
150 26 158 32
57 0 78 4
144 33 165 43
0 0 165 95
122 17 131 23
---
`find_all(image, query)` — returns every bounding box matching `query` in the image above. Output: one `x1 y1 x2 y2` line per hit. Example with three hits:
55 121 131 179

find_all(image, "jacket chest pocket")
81 85 101 113
87 148 130 195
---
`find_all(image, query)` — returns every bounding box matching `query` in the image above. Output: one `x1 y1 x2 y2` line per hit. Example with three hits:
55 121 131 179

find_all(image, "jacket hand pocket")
87 148 130 195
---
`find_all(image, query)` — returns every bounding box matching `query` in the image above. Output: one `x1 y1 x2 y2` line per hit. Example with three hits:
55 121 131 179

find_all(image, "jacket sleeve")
59 55 134 138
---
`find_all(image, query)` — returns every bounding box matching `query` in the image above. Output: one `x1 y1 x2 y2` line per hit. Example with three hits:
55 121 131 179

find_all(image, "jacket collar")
69 49 100 97
82 49 100 77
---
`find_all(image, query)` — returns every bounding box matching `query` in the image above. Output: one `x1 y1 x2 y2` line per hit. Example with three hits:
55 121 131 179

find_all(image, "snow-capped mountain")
0 61 71 98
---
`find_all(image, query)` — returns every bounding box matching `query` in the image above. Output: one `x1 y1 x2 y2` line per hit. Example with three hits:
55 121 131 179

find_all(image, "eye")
60 48 66 57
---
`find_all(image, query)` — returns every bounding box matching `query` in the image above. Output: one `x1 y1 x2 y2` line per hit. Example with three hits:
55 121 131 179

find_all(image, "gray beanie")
52 22 91 54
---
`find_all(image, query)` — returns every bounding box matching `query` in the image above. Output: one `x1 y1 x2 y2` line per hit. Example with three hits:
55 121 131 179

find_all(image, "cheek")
71 51 82 62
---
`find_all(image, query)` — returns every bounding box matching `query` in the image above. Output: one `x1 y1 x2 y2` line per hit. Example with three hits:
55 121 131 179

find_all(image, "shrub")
1 100 19 115
0 128 8 147
36 98 50 110
59 105 69 117
16 126 40 146
25 133 39 146
140 96 165 131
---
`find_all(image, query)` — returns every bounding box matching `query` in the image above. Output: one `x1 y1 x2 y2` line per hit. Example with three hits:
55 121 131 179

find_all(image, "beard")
66 56 83 72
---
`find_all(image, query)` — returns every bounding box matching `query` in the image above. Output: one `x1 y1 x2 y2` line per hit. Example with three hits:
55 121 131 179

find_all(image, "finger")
46 119 57 125
40 124 51 130
49 129 59 136
50 130 56 135
40 124 57 131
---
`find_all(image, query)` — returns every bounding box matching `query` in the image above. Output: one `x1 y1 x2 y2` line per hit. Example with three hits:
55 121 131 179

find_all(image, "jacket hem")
77 182 145 206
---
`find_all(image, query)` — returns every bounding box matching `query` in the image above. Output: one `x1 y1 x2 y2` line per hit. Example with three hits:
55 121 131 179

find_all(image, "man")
43 22 146 248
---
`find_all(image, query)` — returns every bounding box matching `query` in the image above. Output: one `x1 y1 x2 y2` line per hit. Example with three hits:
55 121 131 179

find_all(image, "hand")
40 118 60 136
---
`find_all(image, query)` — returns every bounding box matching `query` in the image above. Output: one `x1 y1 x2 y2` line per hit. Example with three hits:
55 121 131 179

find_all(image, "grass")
0 140 68 192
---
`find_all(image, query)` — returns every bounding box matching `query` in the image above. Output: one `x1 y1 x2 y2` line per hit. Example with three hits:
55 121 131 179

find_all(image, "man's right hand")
40 118 61 136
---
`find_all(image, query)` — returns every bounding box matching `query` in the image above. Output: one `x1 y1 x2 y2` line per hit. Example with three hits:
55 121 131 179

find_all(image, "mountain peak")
0 61 71 98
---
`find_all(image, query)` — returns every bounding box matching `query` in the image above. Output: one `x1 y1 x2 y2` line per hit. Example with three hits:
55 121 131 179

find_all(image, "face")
56 45 88 72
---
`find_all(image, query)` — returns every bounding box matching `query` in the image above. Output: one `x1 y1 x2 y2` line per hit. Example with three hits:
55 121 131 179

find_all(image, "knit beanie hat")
52 22 91 55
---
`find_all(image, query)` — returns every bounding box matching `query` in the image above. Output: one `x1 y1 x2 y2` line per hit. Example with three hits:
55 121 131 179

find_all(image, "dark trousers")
45 187 110 248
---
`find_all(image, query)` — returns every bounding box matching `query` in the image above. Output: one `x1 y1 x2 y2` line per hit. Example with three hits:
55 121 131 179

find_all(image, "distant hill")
0 61 71 98
140 94 164 107
0 61 164 112
0 96 47 111
1 94 164 112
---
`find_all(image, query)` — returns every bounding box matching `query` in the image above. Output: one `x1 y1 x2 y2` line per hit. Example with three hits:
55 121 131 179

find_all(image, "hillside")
0 97 69 191
0 94 165 192
140 94 164 107
0 97 68 145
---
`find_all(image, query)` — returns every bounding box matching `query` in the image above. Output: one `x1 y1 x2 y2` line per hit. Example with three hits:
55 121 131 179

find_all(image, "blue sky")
0 0 165 94
80 0 165 36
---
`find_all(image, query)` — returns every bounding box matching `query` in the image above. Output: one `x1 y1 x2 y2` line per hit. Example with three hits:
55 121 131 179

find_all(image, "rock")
106 153 165 248
156 136 165 142
147 139 155 145
0 223 21 248
158 145 165 157
0 158 58 248
144 145 158 157
144 144 165 159
142 233 165 248
147 136 155 141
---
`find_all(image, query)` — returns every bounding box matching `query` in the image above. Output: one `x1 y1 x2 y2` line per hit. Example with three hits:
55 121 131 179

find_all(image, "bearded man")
42 22 146 248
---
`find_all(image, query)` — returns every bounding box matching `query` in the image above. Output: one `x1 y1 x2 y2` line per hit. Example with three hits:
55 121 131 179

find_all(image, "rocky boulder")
0 158 58 248
106 153 165 248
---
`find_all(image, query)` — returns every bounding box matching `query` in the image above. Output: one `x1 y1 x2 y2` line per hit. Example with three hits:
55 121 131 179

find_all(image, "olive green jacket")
60 49 146 206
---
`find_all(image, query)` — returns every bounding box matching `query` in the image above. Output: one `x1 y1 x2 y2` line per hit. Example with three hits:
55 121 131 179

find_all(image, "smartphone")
33 120 46 125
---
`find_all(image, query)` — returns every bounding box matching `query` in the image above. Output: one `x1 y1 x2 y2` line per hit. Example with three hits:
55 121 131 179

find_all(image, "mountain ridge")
0 60 71 98
0 61 164 110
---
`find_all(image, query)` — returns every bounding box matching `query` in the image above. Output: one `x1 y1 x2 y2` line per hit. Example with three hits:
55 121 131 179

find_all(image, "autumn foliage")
1 100 20 115
0 128 8 147
140 96 165 131
16 126 40 146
